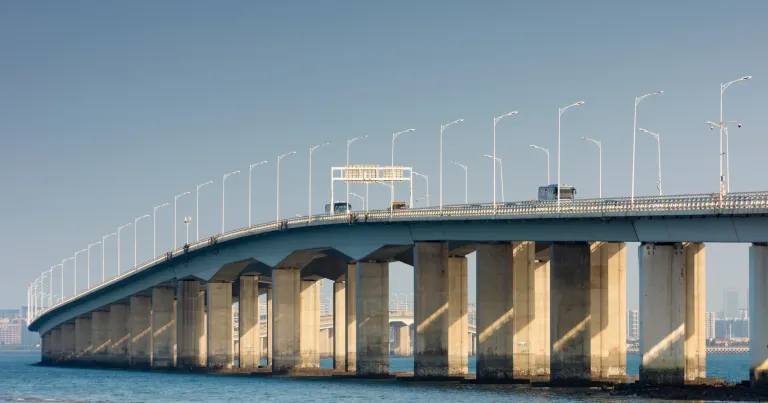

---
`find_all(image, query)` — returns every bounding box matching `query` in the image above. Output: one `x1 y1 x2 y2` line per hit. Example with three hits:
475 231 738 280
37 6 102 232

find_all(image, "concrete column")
639 242 706 385
108 304 129 367
750 244 768 387
176 280 204 368
130 295 152 368
448 256 469 375
152 287 176 368
393 324 411 356
512 241 550 378
60 323 75 361
589 242 627 379
356 261 389 376
272 267 301 372
299 280 320 368
476 243 515 381
333 281 346 370
41 331 50 363
90 311 110 365
239 275 260 369
75 316 92 362
267 287 273 366
345 263 357 372
50 328 61 362
207 281 233 368
550 242 591 383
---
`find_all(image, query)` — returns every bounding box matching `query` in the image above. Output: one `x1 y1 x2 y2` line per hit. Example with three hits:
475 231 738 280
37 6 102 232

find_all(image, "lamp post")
60 257 73 302
309 143 330 219
558 101 585 212
86 241 101 289
349 192 365 212
196 180 213 241
391 129 415 207
221 171 240 234
706 121 741 194
184 216 192 245
49 265 59 307
719 76 751 196
134 215 149 268
450 161 468 204
101 232 116 283
484 155 504 202
493 111 518 208
639 128 663 195
631 91 664 206
347 135 368 208
248 161 267 227
529 145 550 185
173 192 190 249
440 119 463 213
117 223 131 275
413 172 429 207
153 203 169 257
581 137 602 198
276 151 296 225
73 249 87 296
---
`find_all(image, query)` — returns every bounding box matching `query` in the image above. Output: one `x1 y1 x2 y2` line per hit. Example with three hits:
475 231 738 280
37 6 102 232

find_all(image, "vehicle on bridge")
390 201 408 211
538 184 576 201
325 202 351 214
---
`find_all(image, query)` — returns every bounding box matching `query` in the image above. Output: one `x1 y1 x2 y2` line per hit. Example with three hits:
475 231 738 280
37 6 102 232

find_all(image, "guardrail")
30 191 768 325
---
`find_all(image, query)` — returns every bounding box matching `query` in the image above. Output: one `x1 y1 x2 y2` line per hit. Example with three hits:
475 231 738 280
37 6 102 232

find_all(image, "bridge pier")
345 263 357 372
90 311 110 366
50 327 61 362
239 275 260 369
130 295 152 368
299 279 321 369
750 244 768 387
61 322 75 361
272 267 301 372
266 286 273 366
41 331 51 363
332 280 346 370
177 280 205 368
152 287 176 368
393 323 412 357
207 281 233 368
75 315 92 363
108 304 129 367
512 242 550 379
590 242 627 379
356 261 389 376
639 242 706 385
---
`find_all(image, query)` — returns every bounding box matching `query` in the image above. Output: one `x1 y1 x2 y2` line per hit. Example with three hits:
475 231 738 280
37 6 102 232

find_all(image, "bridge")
26 190 768 387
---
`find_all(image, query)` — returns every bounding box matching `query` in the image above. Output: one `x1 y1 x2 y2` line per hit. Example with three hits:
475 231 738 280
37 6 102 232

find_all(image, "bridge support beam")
749 244 768 387
90 311 110 366
152 287 176 368
639 242 706 385
41 331 51 363
511 242 550 379
75 315 92 363
550 242 591 384
50 327 61 362
177 280 205 368
207 281 233 368
239 276 260 369
61 323 75 361
590 242 627 379
266 287 273 366
393 323 412 357
356 261 389 376
333 280 346 370
130 295 152 368
345 263 357 372
108 304 129 367
299 280 321 369
272 267 301 372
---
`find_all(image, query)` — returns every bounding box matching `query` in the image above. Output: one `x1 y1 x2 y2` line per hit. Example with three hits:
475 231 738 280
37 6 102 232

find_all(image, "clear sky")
1 0 766 312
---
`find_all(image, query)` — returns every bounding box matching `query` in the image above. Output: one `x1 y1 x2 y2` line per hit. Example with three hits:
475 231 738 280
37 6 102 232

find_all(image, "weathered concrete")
90 311 110 365
130 295 152 368
750 244 768 387
207 281 233 368
299 280 321 368
108 304 129 367
50 327 61 362
176 280 205 368
41 331 51 363
393 324 412 357
448 256 469 375
152 287 176 368
75 316 92 363
512 241 550 378
333 281 346 370
550 242 591 383
639 243 706 385
239 276 260 369
356 261 389 376
272 267 301 372
266 287 273 366
345 263 357 372
60 323 75 361
590 242 627 379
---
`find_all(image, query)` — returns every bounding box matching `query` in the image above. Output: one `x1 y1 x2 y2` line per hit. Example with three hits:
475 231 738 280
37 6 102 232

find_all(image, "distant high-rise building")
627 309 639 341
723 288 739 319
0 319 21 345
705 312 717 340
715 318 750 339
739 308 749 320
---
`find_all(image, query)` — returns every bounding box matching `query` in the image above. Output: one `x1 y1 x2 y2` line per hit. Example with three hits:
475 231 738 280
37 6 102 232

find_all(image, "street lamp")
222 171 240 234
309 143 330 219
117 223 131 275
631 91 664 206
101 232 116 283
484 155 504 202
73 249 87 296
276 151 296 225
173 192 190 249
528 145 550 185
196 180 213 241
134 214 149 268
719 76 751 196
638 128 663 195
346 135 368 208
153 203 170 257
60 257 73 302
450 161 468 204
87 241 101 289
440 119 464 213
581 137 602 198
413 172 429 207
391 129 415 206
48 265 58 307
248 161 267 227
706 120 742 193
493 111 518 208
184 216 192 245
349 192 365 212
558 101 585 211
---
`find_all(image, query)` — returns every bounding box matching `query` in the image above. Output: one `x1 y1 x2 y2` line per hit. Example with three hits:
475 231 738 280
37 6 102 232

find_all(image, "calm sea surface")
0 352 750 402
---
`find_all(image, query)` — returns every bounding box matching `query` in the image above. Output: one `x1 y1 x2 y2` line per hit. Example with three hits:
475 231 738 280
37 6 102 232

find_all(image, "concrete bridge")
28 192 768 386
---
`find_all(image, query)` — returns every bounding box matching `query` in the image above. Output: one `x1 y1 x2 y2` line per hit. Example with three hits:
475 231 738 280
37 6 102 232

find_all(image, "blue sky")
1 0 766 311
